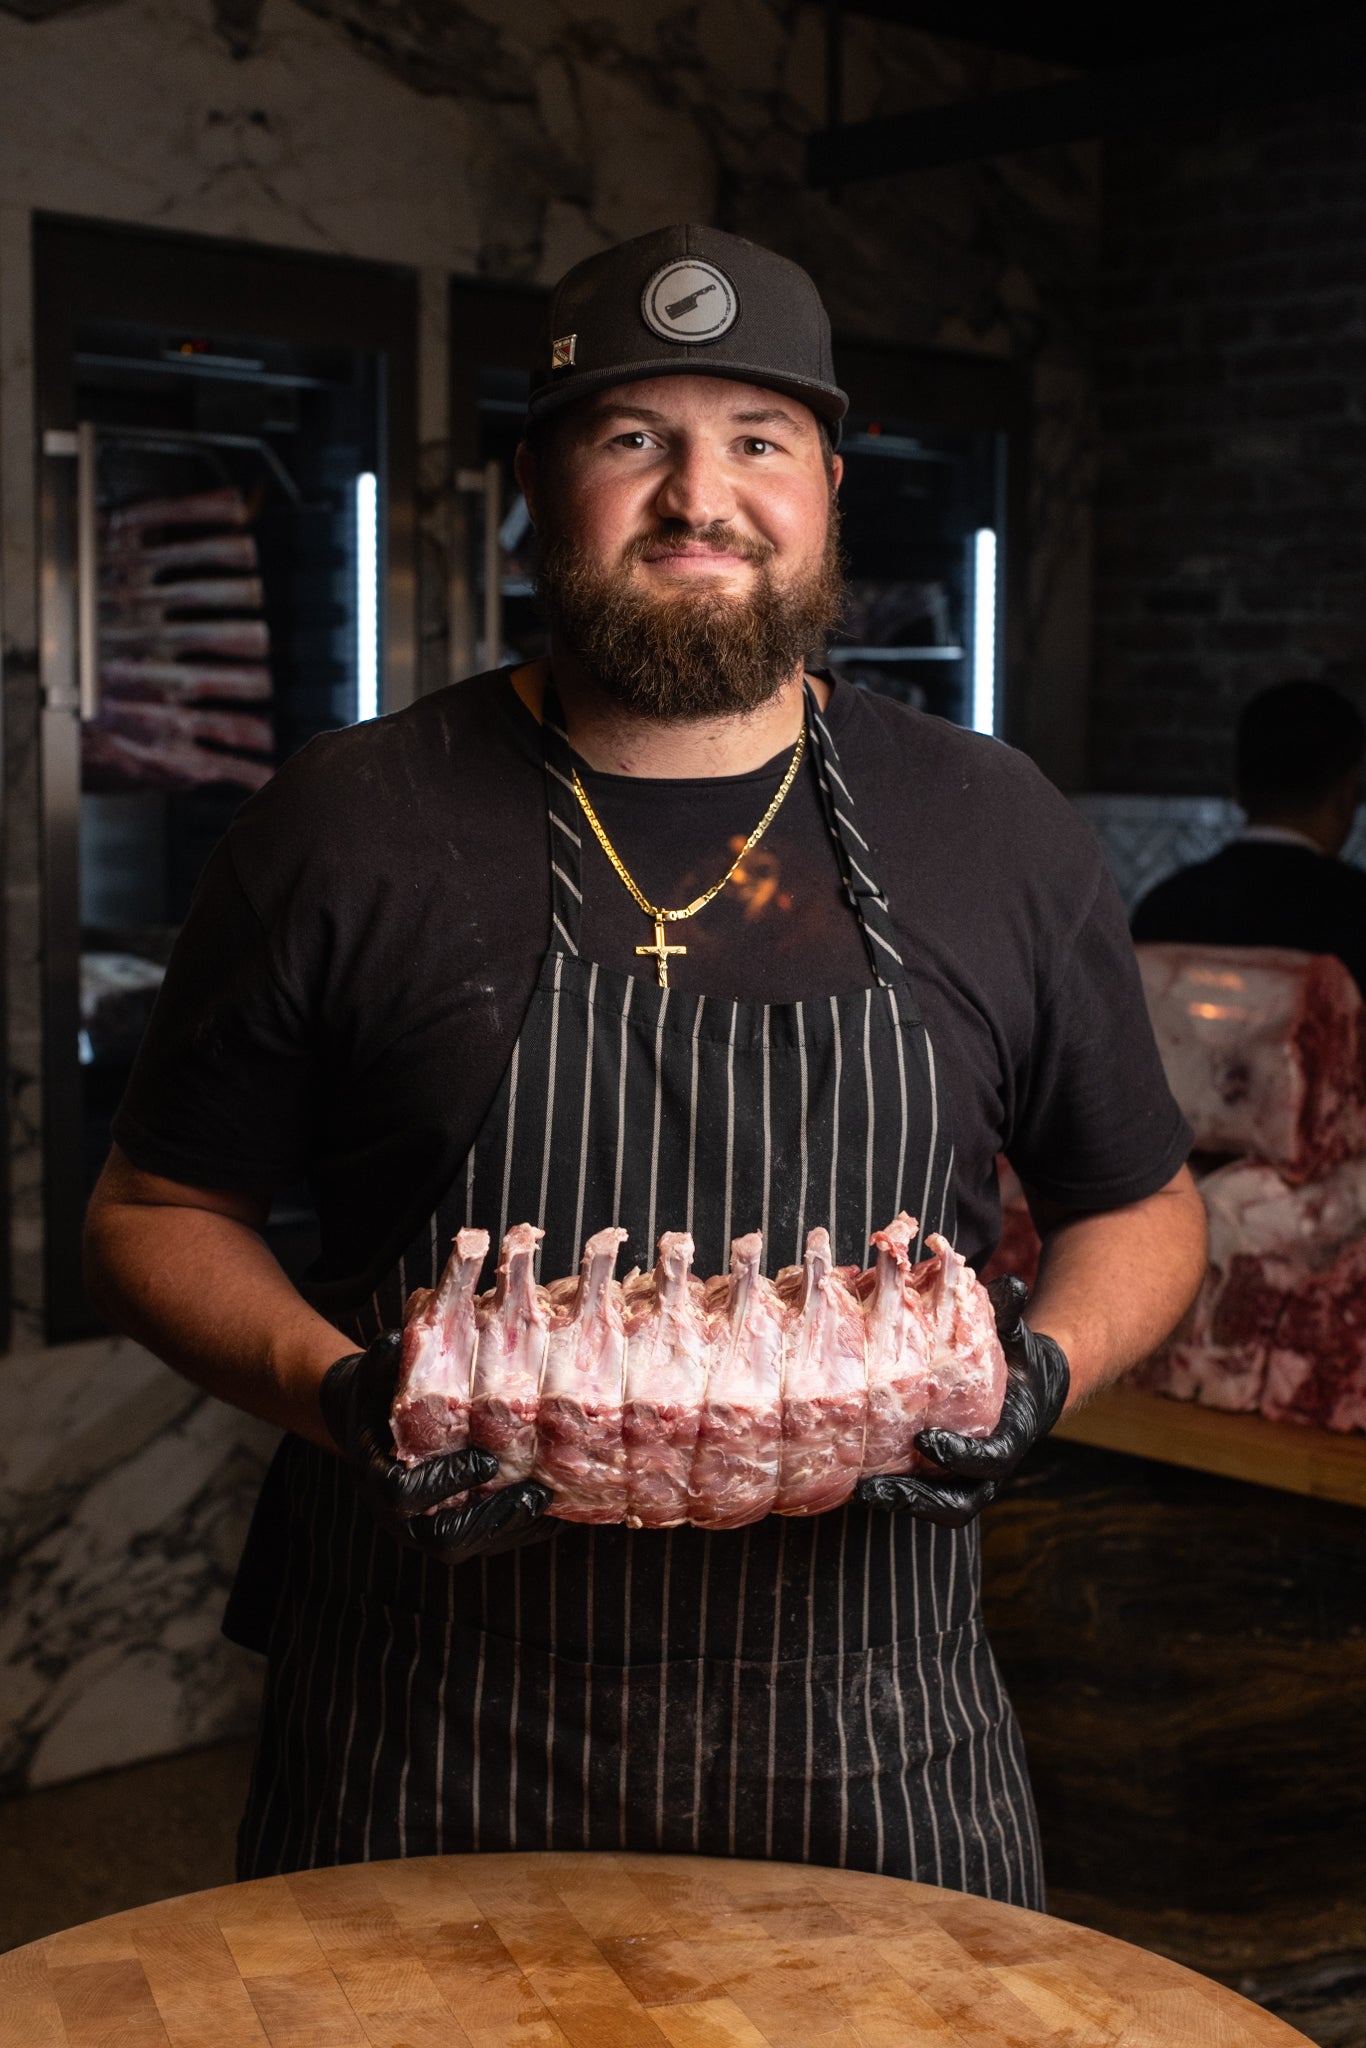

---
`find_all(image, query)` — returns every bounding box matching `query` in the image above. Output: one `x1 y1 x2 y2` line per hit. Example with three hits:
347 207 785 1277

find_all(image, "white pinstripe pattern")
914 1520 945 1884
720 1005 738 1262
535 955 564 1234
916 1032 940 1259
303 1464 354 1871
394 1552 427 1857
613 976 634 1225
497 1039 521 1251
570 963 599 1259
333 1524 378 1864
832 805 870 853
938 1144 955 1236
795 1002 809 1261
544 758 577 799
930 1525 969 1883
801 1517 819 1861
645 990 670 1260
358 1542 394 1857
691 1533 711 1852
861 987 875 1259
760 1009 773 1250
550 859 582 902
549 807 581 847
726 1527 752 1854
943 1538 990 1888
619 1538 633 1847
551 910 577 953
887 1513 916 1868
470 1558 487 1851
828 996 842 1258
888 986 909 1211
685 998 704 1241
434 1544 454 1848
763 1516 787 1857
581 1527 596 1848
861 1510 886 1871
654 1530 673 1848
507 1549 523 1846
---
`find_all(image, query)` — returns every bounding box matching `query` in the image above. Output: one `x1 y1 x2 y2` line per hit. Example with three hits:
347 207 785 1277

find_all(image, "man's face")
519 375 844 721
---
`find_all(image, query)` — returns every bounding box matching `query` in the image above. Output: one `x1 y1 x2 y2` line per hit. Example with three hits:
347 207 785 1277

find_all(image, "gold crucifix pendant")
636 915 687 988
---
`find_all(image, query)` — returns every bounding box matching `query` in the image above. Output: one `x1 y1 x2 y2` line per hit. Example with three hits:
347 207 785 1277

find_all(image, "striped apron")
236 685 1044 1904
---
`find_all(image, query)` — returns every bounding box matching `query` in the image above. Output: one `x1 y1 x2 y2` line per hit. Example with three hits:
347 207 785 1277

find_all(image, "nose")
650 436 738 531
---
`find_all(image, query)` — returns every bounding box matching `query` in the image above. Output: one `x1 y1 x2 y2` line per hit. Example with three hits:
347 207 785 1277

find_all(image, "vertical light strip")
356 471 379 721
971 526 997 736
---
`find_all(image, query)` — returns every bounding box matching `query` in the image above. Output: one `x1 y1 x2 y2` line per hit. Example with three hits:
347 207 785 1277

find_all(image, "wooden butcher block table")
0 1851 1312 2048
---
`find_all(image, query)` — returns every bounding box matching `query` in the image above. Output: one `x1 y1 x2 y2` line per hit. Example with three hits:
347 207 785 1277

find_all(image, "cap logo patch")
551 332 577 369
640 259 737 346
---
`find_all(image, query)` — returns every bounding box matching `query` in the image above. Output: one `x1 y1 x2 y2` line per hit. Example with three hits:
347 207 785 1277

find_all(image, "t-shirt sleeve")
112 836 315 1192
1008 855 1193 1210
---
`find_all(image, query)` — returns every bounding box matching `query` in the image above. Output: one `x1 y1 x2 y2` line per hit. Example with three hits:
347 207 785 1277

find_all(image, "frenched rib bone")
391 1215 1008 1525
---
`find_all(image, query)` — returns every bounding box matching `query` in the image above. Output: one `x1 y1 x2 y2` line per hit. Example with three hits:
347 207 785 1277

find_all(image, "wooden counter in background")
1056 1383 1366 1509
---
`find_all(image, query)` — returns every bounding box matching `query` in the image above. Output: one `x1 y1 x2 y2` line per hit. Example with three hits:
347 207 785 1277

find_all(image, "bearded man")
85 225 1205 1897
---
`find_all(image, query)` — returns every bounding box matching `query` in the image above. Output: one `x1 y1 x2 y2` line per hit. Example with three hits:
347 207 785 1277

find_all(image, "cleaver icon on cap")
664 281 718 320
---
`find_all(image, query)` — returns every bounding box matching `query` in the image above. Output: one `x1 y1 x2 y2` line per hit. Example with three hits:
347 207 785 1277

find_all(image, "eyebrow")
584 401 806 433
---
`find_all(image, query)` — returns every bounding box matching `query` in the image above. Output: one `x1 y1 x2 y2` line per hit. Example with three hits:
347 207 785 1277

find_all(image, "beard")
534 506 844 722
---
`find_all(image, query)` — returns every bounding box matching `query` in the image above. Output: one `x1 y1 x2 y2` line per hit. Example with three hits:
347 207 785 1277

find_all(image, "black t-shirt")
114 672 1191 1304
1131 838 1366 997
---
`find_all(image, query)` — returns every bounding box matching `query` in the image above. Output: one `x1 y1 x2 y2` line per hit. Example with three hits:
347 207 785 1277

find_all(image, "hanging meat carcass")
1135 943 1366 1183
390 1217 1010 1527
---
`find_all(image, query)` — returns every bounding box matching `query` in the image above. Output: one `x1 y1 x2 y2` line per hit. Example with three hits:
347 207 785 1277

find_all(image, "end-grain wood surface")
0 1851 1312 2047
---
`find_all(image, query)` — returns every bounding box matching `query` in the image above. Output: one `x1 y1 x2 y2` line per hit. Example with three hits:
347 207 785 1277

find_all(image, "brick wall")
1089 92 1366 792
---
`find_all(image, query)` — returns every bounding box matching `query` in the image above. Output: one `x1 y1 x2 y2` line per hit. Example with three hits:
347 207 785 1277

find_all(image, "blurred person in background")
1132 679 1366 993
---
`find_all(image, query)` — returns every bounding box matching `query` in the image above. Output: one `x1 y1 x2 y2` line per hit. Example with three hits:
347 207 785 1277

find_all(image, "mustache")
622 523 777 568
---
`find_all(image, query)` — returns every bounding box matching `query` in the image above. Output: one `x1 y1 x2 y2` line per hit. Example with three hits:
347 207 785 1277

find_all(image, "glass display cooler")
36 216 417 1341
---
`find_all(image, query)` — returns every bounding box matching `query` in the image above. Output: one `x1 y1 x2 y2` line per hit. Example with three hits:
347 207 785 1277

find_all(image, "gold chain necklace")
570 723 808 986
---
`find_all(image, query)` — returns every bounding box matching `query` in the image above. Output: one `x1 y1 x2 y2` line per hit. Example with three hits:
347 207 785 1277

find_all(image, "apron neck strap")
539 677 908 991
803 681 908 992
541 683 585 956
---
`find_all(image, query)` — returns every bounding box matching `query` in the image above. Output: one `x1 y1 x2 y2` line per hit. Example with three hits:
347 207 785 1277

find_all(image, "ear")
830 451 844 494
514 441 537 524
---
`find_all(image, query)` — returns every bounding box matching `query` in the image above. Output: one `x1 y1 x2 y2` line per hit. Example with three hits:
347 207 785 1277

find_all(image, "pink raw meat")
623 1232 710 1529
391 1227 489 1463
688 1232 784 1529
535 1226 630 1524
1135 943 1366 1182
774 1229 868 1515
106 487 250 533
919 1233 1008 1437
1263 1235 1366 1431
103 575 265 616
860 1214 933 1477
979 1156 1041 1293
102 618 270 659
471 1223 547 1483
396 1219 1023 1523
81 723 272 794
100 659 272 703
98 700 273 756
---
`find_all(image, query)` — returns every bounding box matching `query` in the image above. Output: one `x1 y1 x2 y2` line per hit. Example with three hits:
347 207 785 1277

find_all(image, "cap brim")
526 356 849 429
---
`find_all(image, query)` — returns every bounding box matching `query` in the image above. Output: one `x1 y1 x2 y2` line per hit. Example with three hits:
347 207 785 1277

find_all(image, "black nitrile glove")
858 1274 1070 1529
319 1332 554 1563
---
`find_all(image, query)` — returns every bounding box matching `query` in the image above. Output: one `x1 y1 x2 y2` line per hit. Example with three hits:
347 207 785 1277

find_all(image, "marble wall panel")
0 1338 274 1792
0 0 1101 1793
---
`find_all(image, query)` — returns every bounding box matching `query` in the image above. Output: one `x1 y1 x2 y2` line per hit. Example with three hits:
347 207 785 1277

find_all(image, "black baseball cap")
527 223 848 438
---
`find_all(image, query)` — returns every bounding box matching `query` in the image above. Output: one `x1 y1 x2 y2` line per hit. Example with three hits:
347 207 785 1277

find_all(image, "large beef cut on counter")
1135 943 1366 1182
1134 1153 1366 1428
391 1218 1009 1528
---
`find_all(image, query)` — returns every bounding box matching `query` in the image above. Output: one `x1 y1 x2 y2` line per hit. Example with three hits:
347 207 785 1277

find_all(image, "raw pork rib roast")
391 1217 1008 1528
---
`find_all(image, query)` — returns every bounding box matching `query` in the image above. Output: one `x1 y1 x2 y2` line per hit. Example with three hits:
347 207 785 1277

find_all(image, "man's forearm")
85 1172 353 1450
1023 1169 1207 1408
